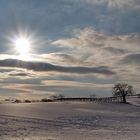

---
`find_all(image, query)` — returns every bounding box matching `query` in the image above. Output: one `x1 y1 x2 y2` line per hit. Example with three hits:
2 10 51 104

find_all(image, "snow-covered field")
0 98 140 140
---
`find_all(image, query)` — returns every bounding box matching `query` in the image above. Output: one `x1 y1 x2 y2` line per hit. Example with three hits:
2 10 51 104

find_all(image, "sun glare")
13 36 33 60
15 37 30 55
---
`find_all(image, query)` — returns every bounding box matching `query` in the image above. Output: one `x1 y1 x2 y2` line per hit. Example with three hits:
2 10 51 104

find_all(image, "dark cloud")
122 53 140 65
0 69 14 73
51 53 78 63
104 47 126 55
9 72 29 77
0 59 115 75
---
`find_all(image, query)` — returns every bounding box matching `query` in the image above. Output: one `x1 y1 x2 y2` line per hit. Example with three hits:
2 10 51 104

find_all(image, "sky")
0 0 140 99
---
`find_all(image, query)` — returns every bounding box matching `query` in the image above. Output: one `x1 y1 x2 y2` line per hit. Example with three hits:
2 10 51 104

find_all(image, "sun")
15 37 31 55
13 36 33 60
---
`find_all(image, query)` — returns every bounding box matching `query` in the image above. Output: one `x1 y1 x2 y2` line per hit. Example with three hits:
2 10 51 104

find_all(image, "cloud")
0 83 50 99
41 80 113 89
0 0 140 57
0 84 29 96
103 47 126 55
0 66 37 80
84 0 140 10
0 79 113 98
52 27 106 48
52 27 140 90
7 71 36 79
52 27 140 53
52 27 140 68
122 53 140 65
0 59 115 76
38 53 84 66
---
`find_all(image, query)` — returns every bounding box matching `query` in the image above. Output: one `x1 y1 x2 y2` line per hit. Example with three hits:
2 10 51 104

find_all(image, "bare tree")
112 83 134 103
57 94 65 99
50 94 65 99
50 95 57 99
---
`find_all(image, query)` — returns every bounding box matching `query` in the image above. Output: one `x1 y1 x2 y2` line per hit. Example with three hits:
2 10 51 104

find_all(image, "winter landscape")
0 0 140 139
0 96 140 140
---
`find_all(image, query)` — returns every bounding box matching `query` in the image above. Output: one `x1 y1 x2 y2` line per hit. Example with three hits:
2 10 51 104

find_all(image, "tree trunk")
122 95 126 103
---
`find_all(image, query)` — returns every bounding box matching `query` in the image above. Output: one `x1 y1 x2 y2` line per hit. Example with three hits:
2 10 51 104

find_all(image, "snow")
127 96 140 106
0 99 140 140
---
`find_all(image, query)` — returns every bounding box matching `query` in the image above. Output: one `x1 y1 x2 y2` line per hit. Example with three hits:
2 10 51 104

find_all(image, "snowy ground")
0 98 140 140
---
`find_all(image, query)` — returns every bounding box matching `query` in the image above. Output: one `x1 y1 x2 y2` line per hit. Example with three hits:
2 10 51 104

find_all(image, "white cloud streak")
52 27 140 91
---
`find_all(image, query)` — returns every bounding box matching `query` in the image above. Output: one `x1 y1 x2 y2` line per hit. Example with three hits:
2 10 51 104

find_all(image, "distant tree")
41 98 53 102
57 94 65 99
41 98 48 102
50 94 65 99
49 95 57 100
112 83 134 103
90 94 96 98
5 99 10 101
24 99 31 103
13 99 22 103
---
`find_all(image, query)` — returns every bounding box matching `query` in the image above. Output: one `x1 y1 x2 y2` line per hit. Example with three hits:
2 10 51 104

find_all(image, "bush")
41 98 53 102
13 99 22 103
24 100 31 103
